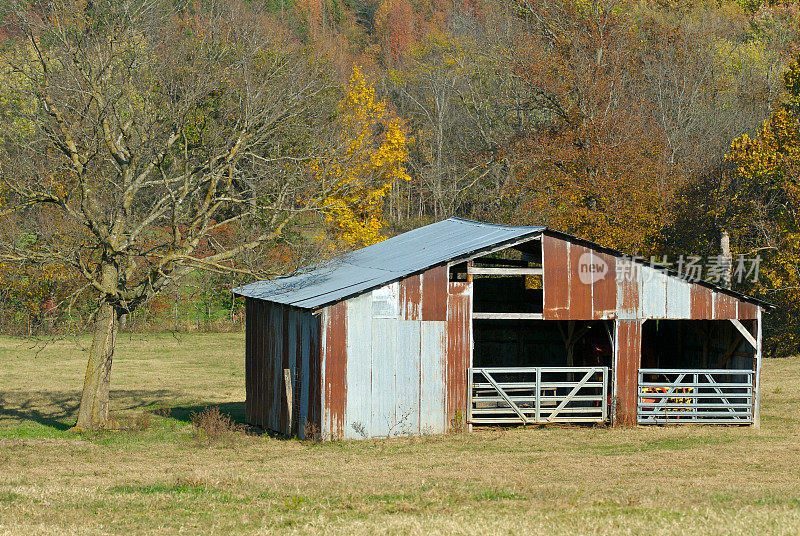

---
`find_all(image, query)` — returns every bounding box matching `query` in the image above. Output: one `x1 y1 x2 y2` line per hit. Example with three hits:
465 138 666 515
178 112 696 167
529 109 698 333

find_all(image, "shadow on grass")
166 403 298 440
0 391 263 439
0 393 76 431
0 389 188 432
166 402 246 426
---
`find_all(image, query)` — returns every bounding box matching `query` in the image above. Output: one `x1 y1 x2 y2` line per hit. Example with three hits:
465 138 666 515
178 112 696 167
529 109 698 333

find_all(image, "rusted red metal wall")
615 320 642 426
592 251 618 317
446 281 472 429
542 233 761 321
422 265 448 321
542 235 570 319
400 273 422 320
322 300 347 441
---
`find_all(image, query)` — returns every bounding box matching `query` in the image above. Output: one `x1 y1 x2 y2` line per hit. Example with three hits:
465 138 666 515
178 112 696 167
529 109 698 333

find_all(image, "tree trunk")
74 301 119 430
720 229 733 289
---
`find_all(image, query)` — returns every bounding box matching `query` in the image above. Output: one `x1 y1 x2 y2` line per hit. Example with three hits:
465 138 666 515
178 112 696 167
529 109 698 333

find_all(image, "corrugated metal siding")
396 320 422 434
666 276 692 318
422 265 448 321
592 250 618 318
617 256 641 317
322 301 347 441
544 233 763 321
641 266 668 319
269 306 282 433
245 299 254 425
371 318 398 436
542 235 571 319
714 293 738 319
420 321 447 433
342 293 372 439
737 301 758 319
244 298 320 437
446 281 472 428
690 284 713 319
400 274 422 320
321 265 451 440
306 310 321 437
568 243 592 319
615 320 642 426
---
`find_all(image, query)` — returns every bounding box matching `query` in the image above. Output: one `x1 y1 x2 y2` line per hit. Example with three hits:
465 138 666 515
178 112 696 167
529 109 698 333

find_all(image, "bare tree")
0 0 338 429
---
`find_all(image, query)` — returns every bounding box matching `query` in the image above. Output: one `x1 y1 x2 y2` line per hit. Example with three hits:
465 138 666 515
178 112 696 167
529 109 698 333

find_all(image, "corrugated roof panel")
233 218 544 309
233 217 774 311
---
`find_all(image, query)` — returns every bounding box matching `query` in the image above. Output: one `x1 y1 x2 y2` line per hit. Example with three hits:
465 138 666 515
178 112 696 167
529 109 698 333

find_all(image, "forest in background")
2 0 800 355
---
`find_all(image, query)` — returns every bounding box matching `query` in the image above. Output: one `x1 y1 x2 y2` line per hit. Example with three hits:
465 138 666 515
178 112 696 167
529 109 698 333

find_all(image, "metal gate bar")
468 367 608 425
637 368 753 424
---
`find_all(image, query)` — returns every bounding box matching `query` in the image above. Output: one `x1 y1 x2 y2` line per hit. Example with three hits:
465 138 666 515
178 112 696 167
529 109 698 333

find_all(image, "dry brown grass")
1 333 799 535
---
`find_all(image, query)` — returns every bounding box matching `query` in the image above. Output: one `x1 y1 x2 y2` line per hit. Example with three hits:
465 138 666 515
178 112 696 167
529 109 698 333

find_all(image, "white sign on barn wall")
372 282 399 318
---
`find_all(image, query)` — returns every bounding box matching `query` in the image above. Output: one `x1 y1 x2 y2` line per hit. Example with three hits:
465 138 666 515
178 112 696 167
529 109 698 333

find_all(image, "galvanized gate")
468 367 608 424
637 369 754 424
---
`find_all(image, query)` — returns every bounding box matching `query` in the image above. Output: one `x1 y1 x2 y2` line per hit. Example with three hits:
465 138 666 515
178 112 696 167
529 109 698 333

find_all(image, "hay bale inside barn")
234 218 772 440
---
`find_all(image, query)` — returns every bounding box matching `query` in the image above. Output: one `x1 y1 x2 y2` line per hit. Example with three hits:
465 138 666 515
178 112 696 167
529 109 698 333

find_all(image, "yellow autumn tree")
315 66 410 248
725 56 800 354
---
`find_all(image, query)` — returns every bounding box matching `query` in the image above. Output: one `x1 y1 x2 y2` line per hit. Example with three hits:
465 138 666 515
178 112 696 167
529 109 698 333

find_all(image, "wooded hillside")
1 0 799 355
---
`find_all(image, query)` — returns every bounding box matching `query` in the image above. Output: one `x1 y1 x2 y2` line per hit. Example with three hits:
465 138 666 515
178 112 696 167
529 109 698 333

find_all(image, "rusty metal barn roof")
233 218 544 309
233 217 773 311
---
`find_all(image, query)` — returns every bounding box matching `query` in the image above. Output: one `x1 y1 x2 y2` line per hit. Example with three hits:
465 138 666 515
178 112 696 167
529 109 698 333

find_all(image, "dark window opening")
473 319 613 369
641 320 755 371
468 238 544 314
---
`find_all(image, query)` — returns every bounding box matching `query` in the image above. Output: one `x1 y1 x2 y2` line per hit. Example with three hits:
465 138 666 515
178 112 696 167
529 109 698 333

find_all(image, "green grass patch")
108 482 240 504
0 490 22 503
474 488 523 501
584 434 736 456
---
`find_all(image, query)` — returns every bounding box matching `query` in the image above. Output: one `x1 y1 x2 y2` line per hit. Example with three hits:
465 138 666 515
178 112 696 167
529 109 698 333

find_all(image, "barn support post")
755 310 762 429
284 368 293 434
730 316 762 428
613 319 642 426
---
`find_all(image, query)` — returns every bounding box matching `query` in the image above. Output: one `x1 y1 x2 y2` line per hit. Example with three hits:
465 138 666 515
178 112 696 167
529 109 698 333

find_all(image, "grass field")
1 333 799 535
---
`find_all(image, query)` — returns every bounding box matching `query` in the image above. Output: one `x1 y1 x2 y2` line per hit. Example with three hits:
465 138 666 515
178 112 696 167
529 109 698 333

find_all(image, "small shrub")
134 410 153 431
154 407 172 418
96 412 123 430
450 410 465 433
303 419 321 442
190 407 242 441
351 421 368 439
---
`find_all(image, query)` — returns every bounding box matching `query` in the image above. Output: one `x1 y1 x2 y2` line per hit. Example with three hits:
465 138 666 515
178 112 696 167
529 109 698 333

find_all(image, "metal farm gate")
637 369 754 424
468 367 609 424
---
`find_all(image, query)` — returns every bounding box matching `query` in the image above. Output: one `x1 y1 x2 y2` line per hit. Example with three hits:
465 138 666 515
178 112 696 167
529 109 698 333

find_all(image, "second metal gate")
637 369 754 424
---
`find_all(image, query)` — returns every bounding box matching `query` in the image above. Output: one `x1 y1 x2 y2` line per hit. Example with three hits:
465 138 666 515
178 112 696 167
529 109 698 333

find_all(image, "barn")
233 218 772 440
